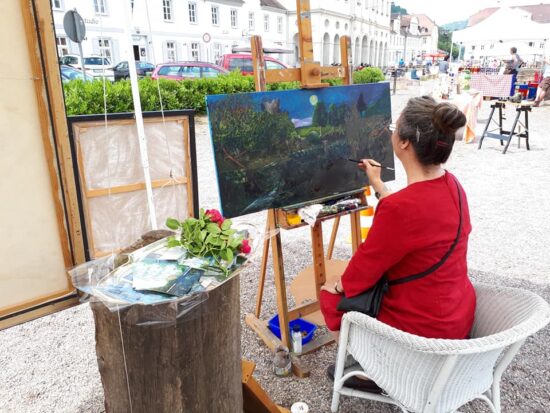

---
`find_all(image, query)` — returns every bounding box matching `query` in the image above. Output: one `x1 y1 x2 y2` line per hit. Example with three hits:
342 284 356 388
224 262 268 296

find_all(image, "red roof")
468 4 550 26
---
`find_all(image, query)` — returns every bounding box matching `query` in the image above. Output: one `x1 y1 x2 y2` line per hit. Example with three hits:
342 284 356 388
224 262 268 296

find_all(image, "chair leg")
490 340 524 413
331 319 351 413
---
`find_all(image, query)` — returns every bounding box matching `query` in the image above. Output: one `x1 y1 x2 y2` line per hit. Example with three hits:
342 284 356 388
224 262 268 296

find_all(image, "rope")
144 0 185 219
116 305 134 413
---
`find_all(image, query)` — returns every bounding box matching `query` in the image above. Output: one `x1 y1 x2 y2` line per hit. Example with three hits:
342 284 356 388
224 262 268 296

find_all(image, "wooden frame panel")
66 111 198 259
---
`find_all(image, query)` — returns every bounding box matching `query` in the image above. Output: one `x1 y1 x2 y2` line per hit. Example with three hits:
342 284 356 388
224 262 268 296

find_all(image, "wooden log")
91 274 242 413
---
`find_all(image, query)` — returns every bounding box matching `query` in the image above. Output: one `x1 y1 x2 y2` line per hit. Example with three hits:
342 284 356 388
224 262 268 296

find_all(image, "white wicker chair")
331 283 550 413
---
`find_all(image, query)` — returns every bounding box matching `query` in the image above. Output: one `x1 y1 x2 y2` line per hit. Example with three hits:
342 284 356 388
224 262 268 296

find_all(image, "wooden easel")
244 0 366 377
478 100 532 154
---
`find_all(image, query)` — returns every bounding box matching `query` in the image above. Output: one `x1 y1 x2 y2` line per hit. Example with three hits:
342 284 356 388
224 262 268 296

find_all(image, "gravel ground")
1 82 550 412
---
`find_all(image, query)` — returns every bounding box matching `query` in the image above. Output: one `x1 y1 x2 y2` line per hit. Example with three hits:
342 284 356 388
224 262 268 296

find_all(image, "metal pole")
449 32 454 62
73 9 87 77
123 0 158 230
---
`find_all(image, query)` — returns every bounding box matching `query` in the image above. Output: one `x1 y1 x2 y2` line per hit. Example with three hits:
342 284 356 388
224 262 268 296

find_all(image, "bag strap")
388 176 463 287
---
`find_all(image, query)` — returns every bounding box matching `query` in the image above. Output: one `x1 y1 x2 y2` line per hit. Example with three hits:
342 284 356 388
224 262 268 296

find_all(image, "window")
181 65 201 78
190 42 200 61
212 6 219 25
52 0 63 10
490 43 494 49
228 57 253 72
158 65 181 76
56 37 69 56
213 43 223 61
97 38 112 59
471 45 475 50
230 9 238 29
163 0 173 21
166 41 177 62
93 0 107 15
541 42 545 49
188 2 197 23
277 16 283 33
83 57 110 65
264 14 270 31
266 60 285 70
480 45 484 50
249 12 255 30
61 55 78 65
528 42 534 47
202 66 223 78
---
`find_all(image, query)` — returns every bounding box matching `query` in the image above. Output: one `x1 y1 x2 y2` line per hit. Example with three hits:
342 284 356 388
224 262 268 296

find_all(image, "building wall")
52 0 437 68
53 0 286 65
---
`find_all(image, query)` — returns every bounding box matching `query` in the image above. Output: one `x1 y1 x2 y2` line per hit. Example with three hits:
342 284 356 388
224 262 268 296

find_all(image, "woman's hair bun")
432 102 466 135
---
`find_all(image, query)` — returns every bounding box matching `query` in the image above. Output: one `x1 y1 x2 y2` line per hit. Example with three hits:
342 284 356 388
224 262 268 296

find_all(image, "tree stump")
91 275 242 413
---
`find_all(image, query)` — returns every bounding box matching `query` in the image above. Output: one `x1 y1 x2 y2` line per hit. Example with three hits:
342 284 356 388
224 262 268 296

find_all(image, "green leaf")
206 223 221 234
166 237 181 248
225 248 234 263
221 219 232 230
165 218 180 230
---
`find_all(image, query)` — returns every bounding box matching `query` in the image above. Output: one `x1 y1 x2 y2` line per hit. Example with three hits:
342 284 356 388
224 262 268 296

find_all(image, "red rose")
205 209 224 224
240 239 251 254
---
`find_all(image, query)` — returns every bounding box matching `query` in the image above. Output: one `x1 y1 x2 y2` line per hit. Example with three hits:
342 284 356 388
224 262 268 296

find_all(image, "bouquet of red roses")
166 209 251 276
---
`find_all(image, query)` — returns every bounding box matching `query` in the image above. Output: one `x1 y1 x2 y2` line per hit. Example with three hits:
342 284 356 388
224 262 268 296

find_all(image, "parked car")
59 54 114 81
112 61 156 81
216 53 288 75
59 65 94 82
151 62 228 80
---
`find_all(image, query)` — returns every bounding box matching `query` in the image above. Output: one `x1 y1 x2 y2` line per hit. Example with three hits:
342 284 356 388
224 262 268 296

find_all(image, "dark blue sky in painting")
207 82 391 121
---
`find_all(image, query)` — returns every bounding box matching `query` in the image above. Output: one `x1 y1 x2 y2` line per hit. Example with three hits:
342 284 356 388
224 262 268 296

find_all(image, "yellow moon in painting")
309 95 318 106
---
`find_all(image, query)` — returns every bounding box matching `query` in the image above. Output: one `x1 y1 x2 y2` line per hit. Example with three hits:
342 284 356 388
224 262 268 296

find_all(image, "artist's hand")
320 278 343 295
359 159 383 188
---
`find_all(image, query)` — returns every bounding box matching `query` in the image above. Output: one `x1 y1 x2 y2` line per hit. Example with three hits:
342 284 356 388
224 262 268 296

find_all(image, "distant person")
399 58 405 67
505 47 524 75
438 55 450 74
534 56 550 107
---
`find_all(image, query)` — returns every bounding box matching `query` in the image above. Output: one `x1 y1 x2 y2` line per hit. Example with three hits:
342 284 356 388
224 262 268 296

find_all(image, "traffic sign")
63 9 86 43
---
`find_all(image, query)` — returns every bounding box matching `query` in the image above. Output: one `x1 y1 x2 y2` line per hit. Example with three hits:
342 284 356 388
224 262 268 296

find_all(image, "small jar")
273 345 291 377
291 325 303 355
291 402 309 413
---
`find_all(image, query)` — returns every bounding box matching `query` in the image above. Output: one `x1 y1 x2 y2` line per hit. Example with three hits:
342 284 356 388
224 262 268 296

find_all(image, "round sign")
202 32 211 43
63 10 86 43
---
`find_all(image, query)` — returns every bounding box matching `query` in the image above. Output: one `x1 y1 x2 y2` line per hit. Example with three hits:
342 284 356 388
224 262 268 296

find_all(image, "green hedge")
63 68 384 116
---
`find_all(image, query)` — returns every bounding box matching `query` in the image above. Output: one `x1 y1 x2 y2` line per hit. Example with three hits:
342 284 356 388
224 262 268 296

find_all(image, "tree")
328 103 340 126
312 101 327 127
390 2 407 15
356 93 367 117
438 28 459 59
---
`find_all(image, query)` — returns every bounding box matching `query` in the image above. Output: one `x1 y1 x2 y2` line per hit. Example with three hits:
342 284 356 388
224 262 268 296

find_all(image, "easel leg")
478 105 496 149
268 209 291 349
311 223 327 300
255 218 271 318
350 211 362 253
326 216 340 260
499 104 504 146
524 108 530 150
503 110 521 154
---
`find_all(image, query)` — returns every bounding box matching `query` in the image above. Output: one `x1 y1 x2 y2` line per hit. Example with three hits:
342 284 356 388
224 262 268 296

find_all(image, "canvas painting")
207 83 394 218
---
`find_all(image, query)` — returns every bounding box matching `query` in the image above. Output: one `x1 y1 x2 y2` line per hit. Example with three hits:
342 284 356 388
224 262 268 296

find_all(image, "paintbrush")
347 158 395 171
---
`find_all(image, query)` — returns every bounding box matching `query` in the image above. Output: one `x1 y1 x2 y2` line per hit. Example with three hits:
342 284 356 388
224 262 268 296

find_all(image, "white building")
388 13 439 65
52 0 436 68
52 0 288 65
279 0 393 67
453 4 550 64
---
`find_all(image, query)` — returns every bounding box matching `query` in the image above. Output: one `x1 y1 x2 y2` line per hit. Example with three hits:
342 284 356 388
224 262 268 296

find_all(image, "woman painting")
321 96 476 389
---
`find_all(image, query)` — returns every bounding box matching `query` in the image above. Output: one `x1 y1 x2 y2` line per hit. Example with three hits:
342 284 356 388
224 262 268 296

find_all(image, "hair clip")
436 140 449 148
416 127 421 142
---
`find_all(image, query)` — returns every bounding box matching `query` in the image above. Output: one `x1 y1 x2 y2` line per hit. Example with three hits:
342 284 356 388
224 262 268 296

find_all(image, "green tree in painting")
312 101 327 127
328 103 340 127
356 93 367 117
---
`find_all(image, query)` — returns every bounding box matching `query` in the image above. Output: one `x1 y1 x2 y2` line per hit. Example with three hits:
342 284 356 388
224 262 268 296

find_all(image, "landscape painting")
207 83 394 218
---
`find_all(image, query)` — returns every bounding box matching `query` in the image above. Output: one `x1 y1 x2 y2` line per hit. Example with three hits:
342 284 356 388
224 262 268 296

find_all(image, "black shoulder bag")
337 177 463 318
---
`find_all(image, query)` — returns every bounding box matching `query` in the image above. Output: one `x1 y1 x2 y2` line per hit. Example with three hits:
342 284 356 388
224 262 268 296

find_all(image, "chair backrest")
344 283 550 412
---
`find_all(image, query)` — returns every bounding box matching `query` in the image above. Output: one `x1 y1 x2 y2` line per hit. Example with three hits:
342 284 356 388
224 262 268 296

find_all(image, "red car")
217 53 288 75
151 61 228 80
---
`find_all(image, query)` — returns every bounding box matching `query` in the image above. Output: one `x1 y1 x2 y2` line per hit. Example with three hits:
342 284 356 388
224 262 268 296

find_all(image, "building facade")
52 0 287 65
52 0 436 68
453 5 550 64
388 13 439 65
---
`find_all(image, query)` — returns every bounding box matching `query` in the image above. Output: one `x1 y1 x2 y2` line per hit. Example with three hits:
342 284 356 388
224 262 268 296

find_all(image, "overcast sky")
394 0 546 25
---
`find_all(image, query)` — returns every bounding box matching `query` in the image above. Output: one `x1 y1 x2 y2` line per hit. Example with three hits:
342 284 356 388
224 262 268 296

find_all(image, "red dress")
320 171 476 339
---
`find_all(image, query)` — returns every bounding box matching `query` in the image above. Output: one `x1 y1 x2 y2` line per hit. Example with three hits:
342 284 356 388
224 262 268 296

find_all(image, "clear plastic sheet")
69 224 276 326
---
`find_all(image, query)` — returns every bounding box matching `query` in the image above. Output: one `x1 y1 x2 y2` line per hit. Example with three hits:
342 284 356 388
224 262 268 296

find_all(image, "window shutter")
92 37 100 55
176 42 183 61
162 41 168 61
111 39 119 64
